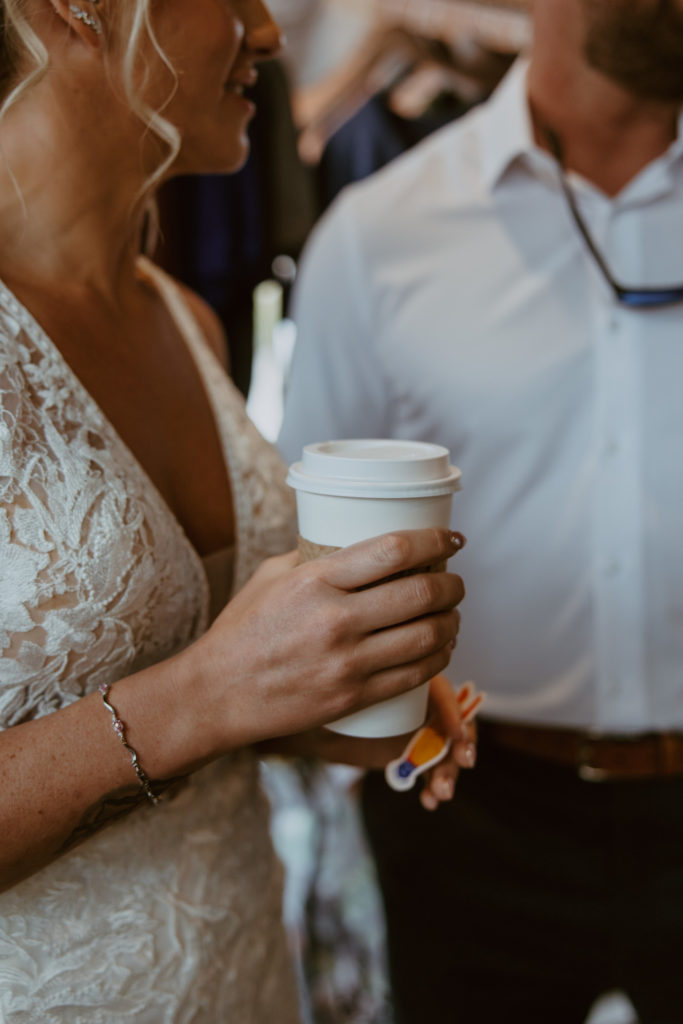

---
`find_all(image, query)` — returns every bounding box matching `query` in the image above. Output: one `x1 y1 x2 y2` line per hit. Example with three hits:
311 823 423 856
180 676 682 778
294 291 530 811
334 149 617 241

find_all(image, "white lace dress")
0 259 301 1023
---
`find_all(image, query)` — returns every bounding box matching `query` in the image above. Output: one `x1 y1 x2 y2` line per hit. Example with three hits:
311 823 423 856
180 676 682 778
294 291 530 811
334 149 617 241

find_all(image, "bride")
0 1 470 1020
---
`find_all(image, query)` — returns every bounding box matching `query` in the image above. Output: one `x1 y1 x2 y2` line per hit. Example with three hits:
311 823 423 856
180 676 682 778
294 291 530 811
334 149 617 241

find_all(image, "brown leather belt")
480 720 683 782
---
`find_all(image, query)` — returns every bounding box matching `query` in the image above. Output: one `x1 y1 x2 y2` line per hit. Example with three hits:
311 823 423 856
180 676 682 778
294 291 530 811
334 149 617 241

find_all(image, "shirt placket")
588 194 648 731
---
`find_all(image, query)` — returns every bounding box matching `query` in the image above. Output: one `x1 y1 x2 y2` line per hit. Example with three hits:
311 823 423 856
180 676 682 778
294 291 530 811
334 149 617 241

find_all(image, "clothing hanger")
387 61 482 120
385 37 514 120
294 26 437 164
294 21 516 165
372 0 531 54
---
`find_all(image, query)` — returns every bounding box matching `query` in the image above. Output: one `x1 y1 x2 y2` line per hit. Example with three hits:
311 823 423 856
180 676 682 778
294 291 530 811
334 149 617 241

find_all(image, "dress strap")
136 256 212 360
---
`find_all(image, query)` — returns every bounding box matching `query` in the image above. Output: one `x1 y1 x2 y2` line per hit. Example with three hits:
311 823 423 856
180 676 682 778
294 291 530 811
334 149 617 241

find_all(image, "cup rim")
287 439 462 498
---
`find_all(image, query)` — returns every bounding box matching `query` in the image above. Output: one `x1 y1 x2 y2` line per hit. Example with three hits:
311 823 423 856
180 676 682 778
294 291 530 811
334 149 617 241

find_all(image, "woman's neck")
0 79 153 304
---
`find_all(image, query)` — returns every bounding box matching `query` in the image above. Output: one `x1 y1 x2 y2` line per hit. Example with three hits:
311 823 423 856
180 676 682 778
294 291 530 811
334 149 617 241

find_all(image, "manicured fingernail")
461 743 477 768
434 777 454 800
421 791 438 811
450 531 466 551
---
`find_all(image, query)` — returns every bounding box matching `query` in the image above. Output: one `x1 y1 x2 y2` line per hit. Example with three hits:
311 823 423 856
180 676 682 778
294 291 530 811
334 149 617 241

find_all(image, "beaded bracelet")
98 683 160 806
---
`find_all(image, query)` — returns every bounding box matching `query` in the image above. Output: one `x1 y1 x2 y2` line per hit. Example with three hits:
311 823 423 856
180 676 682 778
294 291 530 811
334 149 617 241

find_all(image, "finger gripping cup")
287 439 462 738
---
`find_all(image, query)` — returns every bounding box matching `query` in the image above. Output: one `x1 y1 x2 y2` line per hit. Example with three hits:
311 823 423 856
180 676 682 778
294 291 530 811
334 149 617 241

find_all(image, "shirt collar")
620 110 683 204
477 56 537 193
670 109 683 161
477 59 683 196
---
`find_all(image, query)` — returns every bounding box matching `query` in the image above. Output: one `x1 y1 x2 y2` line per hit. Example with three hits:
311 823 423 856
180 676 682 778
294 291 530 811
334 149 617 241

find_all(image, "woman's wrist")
107 643 227 783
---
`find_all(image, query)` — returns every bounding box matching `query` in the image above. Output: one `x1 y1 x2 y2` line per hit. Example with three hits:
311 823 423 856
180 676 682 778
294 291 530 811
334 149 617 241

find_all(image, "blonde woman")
0 1 469 1019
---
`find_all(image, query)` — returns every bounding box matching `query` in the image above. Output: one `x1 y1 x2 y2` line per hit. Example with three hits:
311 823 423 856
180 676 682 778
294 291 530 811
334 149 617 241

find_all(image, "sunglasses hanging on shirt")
545 127 683 309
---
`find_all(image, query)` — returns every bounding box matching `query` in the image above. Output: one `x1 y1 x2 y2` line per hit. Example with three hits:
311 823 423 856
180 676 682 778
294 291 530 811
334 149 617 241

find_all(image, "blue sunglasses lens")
550 137 683 311
619 288 683 308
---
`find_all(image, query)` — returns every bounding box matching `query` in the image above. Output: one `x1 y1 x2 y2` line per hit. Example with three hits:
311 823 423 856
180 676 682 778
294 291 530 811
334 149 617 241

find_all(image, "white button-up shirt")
278 60 683 733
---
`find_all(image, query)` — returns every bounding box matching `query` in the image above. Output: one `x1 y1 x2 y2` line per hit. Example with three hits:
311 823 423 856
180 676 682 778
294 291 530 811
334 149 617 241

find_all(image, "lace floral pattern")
0 261 299 1023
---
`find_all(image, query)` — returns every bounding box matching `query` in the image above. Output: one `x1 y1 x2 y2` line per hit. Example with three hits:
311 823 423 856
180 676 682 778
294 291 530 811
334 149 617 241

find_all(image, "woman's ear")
46 0 104 47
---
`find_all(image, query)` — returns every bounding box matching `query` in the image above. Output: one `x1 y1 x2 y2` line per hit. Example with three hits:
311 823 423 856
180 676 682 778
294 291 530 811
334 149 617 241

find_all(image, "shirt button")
603 558 622 577
608 314 620 332
603 439 619 456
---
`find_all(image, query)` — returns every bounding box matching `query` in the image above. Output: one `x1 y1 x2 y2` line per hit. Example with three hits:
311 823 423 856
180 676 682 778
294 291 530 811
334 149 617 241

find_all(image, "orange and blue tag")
384 681 486 792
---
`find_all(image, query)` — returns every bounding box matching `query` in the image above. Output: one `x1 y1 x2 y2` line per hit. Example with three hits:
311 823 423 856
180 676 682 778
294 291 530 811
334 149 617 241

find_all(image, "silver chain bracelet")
98 683 160 805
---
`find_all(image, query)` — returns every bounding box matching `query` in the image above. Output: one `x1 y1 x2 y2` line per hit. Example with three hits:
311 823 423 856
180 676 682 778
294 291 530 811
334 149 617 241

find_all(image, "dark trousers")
361 733 683 1024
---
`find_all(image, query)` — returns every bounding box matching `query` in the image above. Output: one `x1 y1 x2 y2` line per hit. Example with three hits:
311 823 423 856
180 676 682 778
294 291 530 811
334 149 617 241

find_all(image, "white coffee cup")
287 439 461 738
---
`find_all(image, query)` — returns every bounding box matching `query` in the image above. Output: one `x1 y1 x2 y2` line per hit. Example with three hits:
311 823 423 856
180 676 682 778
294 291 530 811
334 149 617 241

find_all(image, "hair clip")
69 4 102 33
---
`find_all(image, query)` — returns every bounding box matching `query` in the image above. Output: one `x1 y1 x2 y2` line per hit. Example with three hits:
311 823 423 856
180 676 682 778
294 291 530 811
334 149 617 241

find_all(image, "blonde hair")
0 0 181 204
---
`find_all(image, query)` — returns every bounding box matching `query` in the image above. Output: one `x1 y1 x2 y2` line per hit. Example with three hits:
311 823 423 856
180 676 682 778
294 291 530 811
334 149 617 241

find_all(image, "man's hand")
417 675 480 810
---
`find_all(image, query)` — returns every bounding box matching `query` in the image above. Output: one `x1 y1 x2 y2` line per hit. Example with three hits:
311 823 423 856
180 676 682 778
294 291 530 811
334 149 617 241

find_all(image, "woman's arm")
1 528 464 892
2 654 203 892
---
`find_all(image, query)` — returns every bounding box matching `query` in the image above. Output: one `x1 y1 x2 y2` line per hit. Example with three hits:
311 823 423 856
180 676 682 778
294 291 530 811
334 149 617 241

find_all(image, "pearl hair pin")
69 3 102 34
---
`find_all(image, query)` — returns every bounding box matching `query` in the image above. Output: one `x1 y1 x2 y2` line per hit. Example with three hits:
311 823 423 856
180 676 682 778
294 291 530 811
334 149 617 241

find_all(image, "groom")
279 0 683 1020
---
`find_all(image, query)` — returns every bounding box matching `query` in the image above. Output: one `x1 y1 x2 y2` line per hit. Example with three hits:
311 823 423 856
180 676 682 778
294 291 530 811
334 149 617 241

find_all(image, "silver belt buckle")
577 734 612 782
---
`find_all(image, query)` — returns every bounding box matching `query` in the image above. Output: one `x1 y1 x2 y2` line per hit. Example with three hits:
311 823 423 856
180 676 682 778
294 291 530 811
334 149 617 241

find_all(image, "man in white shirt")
278 0 683 1020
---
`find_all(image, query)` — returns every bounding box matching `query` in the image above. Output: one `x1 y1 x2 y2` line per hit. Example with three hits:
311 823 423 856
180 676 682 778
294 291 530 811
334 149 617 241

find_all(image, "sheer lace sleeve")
0 299 208 730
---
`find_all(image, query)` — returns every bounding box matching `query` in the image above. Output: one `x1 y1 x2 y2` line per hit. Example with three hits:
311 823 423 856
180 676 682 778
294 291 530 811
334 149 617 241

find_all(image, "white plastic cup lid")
287 439 462 499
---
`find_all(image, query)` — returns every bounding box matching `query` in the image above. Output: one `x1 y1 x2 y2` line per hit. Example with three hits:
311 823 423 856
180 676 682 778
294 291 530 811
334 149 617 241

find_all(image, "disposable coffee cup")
286 440 462 738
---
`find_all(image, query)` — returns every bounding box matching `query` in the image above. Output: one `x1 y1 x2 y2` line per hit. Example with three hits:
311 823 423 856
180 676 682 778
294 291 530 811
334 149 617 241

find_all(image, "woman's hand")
417 674 478 810
188 528 465 757
0 527 464 893
263 675 480 797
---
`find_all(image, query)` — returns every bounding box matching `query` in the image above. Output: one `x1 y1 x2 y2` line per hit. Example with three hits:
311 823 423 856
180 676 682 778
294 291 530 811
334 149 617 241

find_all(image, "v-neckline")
0 259 240 610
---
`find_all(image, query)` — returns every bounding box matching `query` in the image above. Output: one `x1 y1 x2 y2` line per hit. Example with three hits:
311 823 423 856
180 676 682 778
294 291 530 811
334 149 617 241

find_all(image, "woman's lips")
224 68 258 94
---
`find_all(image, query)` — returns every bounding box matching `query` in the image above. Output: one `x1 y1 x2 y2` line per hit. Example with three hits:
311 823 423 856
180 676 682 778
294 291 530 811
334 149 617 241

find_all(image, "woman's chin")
175 142 251 178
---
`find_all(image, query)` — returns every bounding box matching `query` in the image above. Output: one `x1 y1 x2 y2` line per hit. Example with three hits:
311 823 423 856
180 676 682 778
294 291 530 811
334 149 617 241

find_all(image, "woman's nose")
246 3 283 61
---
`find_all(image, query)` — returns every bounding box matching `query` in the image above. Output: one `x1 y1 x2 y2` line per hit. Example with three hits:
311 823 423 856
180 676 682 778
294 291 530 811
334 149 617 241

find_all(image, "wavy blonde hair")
0 0 181 207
